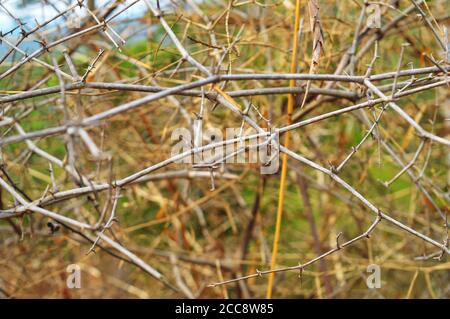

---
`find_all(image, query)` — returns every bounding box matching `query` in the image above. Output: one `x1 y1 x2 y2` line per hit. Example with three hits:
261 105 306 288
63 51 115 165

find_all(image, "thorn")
298 263 303 279
377 209 383 220
328 161 337 174
336 232 342 250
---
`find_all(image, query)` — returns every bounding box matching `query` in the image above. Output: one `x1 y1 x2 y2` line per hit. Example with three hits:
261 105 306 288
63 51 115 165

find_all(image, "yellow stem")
266 0 302 299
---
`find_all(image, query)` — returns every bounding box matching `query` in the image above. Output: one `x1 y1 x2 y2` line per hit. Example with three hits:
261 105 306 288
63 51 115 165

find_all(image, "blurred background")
0 0 449 298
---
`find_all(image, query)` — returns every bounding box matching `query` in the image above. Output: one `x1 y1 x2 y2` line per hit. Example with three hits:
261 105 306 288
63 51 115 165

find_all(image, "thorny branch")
0 0 449 298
